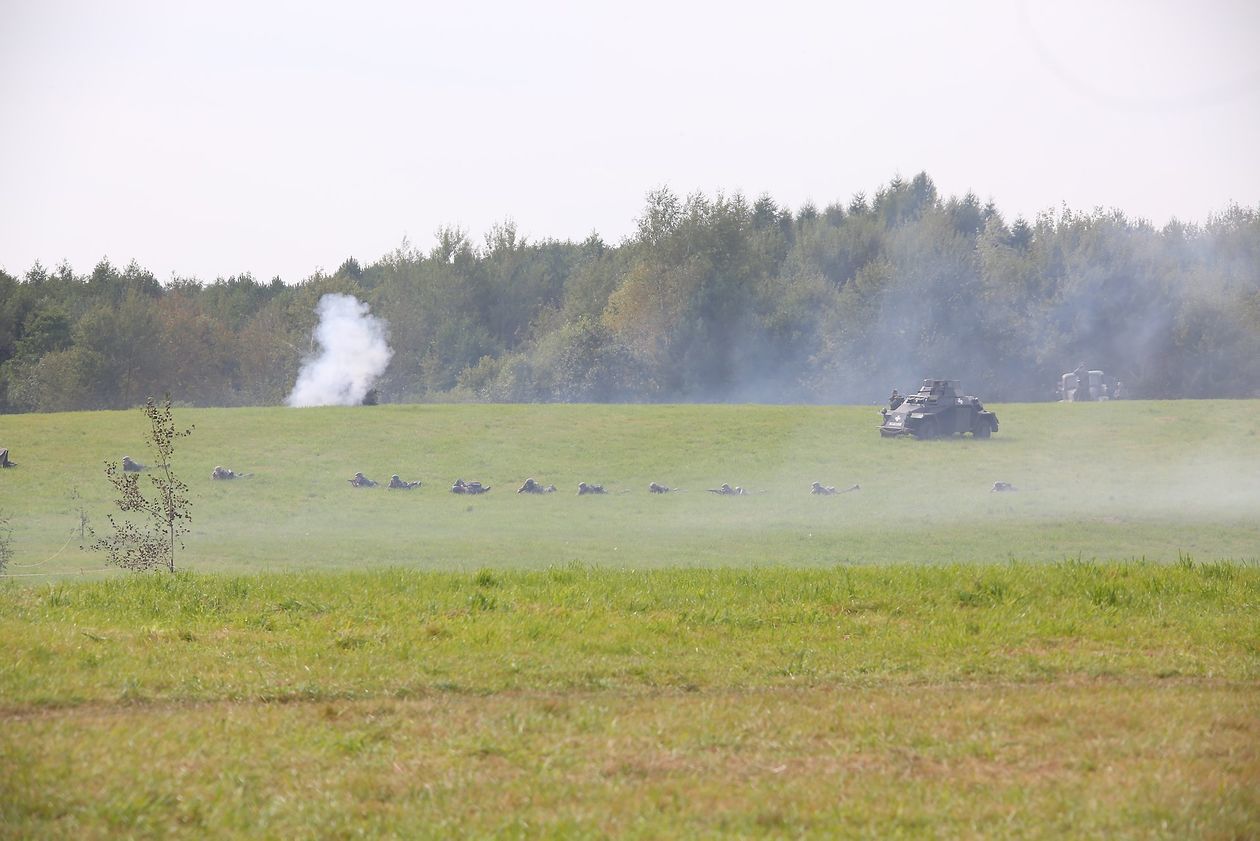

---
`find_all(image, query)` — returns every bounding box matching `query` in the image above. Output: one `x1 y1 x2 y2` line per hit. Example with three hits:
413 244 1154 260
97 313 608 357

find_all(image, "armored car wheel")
972 422 991 439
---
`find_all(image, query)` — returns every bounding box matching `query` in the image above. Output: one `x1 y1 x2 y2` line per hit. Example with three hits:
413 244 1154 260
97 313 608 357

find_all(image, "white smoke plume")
286 294 392 407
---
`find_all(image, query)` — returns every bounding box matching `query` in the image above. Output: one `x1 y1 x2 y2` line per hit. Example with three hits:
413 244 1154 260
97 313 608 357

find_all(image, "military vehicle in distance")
879 379 998 439
1058 368 1110 401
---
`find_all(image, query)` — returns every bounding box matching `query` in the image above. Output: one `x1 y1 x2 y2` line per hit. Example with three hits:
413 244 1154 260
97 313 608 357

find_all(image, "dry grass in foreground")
3 683 1256 839
1 562 1257 838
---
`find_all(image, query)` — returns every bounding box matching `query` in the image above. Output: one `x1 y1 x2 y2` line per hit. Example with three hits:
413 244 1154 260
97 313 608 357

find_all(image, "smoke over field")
286 294 392 407
4 404 1257 840
2 400 1259 576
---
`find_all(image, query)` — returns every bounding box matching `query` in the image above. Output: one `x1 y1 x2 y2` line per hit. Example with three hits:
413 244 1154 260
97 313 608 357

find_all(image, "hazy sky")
2 0 1257 283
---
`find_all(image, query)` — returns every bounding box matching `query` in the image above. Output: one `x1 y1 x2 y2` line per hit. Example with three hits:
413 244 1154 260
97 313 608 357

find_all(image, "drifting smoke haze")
708 198 1260 407
0 175 1255 416
286 294 392 407
483 184 1258 409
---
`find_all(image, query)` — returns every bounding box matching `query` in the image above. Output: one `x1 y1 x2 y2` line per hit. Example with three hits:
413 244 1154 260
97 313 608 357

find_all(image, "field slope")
2 400 1259 574
2 402 1258 837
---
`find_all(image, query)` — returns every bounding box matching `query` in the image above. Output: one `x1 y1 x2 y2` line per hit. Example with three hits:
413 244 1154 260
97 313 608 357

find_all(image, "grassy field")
2 401 1258 837
2 400 1259 574
2 563 1257 838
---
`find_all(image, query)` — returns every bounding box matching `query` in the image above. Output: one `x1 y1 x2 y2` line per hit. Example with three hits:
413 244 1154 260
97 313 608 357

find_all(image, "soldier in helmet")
708 483 747 496
122 456 146 472
211 465 252 480
648 482 671 493
811 481 837 495
348 472 378 488
577 482 607 495
452 478 489 494
991 481 1017 492
522 478 557 494
889 389 904 411
388 474 421 490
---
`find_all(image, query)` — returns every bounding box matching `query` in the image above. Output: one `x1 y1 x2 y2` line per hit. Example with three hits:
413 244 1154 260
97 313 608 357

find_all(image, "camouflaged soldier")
388 474 421 490
577 482 607 495
648 482 671 493
122 456 146 472
348 472 378 488
811 481 838 495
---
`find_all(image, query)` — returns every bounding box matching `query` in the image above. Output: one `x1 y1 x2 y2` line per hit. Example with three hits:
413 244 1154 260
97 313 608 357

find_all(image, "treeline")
2 173 1258 412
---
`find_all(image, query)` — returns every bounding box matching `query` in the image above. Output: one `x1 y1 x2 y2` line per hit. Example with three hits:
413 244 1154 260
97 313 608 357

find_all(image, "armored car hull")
879 379 998 439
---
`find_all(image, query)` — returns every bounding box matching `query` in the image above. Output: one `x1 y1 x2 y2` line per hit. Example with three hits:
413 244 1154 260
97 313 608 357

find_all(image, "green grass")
2 402 1259 837
1 563 1257 838
3 562 1256 706
2 400 1260 575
